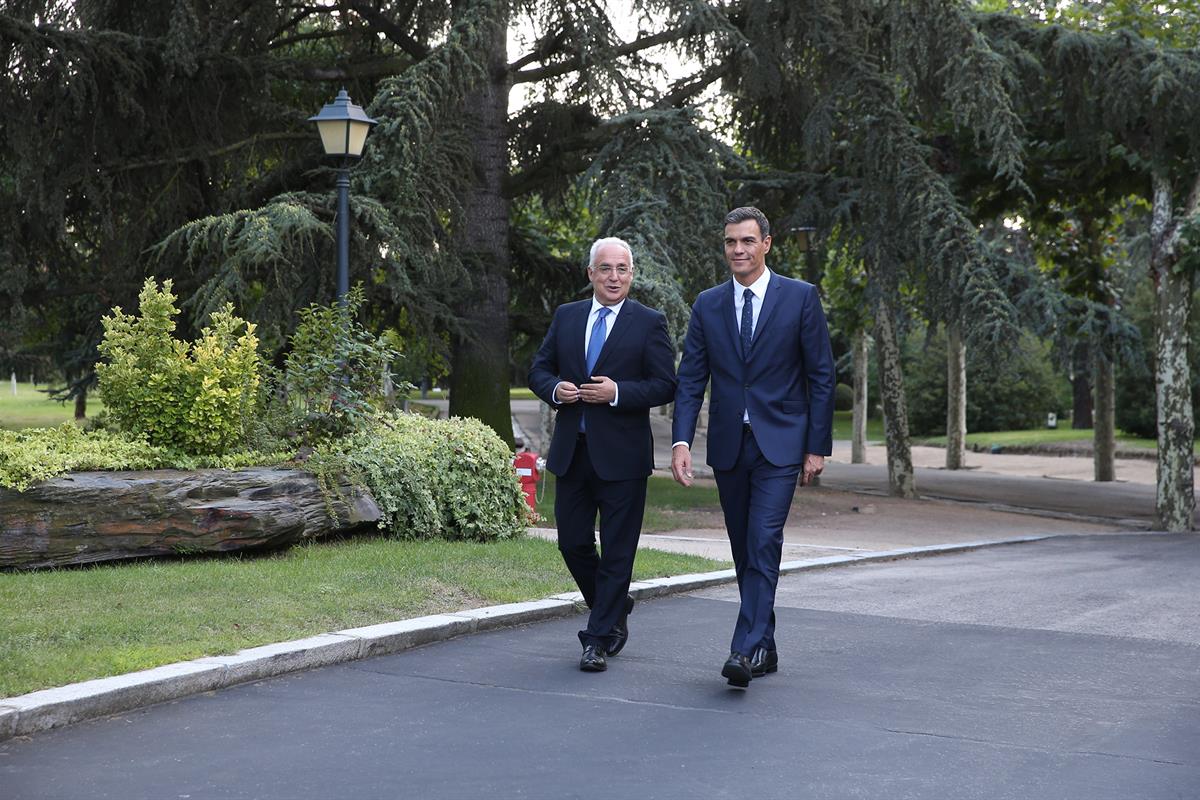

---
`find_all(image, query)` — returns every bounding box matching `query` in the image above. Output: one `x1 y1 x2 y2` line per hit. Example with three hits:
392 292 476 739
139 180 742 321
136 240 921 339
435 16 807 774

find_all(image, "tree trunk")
945 321 967 470
1071 341 1093 429
851 328 869 464
446 0 514 448
875 300 915 497
74 386 87 420
1092 341 1116 482
1151 170 1196 531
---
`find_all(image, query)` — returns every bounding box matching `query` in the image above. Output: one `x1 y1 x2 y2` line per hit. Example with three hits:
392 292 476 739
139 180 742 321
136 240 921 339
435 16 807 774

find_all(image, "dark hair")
724 207 770 239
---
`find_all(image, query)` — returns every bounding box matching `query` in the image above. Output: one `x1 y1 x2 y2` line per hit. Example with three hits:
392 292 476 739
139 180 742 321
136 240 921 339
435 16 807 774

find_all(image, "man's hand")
579 375 616 404
672 444 694 487
554 381 581 404
801 454 824 487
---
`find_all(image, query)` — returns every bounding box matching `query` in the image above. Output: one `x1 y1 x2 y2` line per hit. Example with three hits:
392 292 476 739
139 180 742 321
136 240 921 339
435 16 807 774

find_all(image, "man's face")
724 220 772 285
589 243 634 306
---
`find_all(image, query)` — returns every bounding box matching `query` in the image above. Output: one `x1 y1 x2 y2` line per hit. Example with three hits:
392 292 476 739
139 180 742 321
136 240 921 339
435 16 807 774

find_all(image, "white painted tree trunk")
1092 345 1115 482
875 301 915 498
851 329 869 464
1151 170 1196 531
945 322 967 470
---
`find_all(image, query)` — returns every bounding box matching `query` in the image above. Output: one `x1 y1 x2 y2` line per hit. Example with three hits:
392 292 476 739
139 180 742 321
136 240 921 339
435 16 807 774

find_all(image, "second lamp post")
309 88 377 303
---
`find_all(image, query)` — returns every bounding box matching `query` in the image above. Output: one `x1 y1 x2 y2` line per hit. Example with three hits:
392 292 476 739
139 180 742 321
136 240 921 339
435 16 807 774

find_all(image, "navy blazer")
672 272 836 470
529 298 677 481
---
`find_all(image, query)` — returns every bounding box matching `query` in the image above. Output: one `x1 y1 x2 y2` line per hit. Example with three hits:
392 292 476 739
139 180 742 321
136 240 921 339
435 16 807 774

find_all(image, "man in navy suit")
529 238 676 672
671 207 835 688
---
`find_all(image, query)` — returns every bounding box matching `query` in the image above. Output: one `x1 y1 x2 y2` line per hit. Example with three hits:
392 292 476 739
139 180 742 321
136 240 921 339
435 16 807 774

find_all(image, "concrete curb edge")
0 534 1050 742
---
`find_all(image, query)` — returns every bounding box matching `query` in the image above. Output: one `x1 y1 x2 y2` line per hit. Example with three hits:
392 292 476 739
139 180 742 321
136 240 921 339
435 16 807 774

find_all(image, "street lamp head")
308 88 377 158
789 226 816 252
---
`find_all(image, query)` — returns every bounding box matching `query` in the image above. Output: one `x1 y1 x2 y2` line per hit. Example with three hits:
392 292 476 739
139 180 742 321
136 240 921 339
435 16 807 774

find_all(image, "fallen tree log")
0 468 381 570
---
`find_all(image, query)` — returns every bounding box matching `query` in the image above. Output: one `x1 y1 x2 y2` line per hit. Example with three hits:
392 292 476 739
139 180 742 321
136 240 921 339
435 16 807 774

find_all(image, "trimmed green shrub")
310 412 529 541
905 329 1070 436
96 279 261 455
834 383 854 411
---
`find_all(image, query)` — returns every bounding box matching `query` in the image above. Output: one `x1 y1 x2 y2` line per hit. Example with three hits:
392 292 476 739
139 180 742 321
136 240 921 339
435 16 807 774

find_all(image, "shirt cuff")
609 383 619 407
551 381 565 405
672 441 690 449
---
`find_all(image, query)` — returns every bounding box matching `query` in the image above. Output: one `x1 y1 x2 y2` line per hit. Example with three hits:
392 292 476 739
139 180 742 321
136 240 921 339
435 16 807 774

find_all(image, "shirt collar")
591 297 626 317
735 267 773 301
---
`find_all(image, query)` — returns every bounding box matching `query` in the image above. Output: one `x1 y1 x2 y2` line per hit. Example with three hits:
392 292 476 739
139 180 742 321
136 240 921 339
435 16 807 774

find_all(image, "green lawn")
0 536 724 698
0 382 99 431
916 427 1159 450
535 474 726 532
831 410 885 442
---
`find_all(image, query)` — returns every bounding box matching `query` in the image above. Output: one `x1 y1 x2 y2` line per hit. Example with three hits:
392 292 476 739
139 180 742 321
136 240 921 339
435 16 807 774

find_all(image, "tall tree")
979 9 1200 528
724 0 1026 497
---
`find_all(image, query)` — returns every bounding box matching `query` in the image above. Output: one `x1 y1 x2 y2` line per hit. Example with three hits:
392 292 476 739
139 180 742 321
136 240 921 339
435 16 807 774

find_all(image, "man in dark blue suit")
529 238 676 672
671 207 835 688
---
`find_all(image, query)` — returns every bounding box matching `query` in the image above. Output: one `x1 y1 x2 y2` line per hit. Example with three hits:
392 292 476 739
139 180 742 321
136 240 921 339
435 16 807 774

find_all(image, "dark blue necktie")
740 288 754 359
581 307 610 432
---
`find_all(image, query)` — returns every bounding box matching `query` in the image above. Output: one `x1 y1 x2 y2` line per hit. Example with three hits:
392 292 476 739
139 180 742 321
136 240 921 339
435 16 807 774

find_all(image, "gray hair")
588 237 634 270
724 207 771 239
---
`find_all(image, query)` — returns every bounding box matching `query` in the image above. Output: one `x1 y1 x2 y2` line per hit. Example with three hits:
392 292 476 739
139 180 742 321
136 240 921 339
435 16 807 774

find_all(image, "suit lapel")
750 272 784 354
591 300 635 374
566 301 591 376
717 280 742 360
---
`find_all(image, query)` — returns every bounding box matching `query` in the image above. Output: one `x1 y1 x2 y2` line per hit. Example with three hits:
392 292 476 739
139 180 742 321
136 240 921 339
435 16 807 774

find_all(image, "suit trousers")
713 426 800 657
554 436 648 649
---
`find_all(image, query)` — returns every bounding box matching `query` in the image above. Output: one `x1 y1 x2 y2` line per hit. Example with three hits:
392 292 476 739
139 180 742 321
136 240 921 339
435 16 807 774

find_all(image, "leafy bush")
284 286 402 442
310 412 529 541
0 425 170 491
0 424 293 491
96 279 262 455
834 383 854 411
905 328 1070 436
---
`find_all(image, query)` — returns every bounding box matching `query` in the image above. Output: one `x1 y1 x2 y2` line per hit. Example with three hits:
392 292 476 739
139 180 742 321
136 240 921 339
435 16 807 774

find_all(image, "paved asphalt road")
4 534 1197 799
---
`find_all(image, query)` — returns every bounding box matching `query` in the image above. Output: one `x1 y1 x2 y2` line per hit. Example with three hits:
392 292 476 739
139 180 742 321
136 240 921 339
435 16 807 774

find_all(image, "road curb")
0 534 1051 742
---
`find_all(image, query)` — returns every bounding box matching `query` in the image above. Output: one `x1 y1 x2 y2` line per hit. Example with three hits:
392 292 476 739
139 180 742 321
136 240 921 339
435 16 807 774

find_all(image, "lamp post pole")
309 88 377 305
336 165 351 303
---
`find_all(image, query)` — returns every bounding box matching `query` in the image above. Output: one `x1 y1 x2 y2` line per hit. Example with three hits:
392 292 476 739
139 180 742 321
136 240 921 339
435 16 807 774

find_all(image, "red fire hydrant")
513 451 544 515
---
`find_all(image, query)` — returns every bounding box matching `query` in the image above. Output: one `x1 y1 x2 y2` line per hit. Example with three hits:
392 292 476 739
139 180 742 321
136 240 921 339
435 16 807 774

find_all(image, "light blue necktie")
581 307 610 432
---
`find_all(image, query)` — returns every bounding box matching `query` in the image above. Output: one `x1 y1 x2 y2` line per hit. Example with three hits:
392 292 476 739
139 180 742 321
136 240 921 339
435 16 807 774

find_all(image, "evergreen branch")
342 1 428 60
100 133 313 174
511 28 683 84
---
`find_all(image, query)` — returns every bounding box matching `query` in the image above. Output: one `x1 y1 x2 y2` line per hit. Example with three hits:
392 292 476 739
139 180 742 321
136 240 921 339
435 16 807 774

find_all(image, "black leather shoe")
580 644 607 672
721 652 752 687
750 646 778 677
607 595 636 656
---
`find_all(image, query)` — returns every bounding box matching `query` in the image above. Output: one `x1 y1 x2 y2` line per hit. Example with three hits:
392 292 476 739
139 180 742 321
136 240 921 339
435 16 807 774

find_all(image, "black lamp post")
308 89 377 303
790 226 818 286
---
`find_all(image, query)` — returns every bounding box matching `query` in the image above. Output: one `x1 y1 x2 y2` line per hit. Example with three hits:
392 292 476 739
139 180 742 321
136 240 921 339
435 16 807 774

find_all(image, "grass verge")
916 427 1160 451
535 474 726 531
0 536 725 698
0 383 102 431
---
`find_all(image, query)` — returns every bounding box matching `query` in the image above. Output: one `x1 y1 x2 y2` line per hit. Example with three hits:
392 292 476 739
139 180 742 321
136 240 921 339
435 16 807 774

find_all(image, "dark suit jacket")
672 272 836 470
528 298 677 481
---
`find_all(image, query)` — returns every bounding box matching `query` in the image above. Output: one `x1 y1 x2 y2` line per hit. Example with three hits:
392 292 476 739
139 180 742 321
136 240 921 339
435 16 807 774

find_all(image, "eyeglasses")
593 265 633 277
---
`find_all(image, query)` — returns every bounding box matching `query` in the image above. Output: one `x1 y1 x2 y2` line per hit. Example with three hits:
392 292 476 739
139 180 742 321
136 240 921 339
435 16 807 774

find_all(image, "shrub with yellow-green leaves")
96 278 262 455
